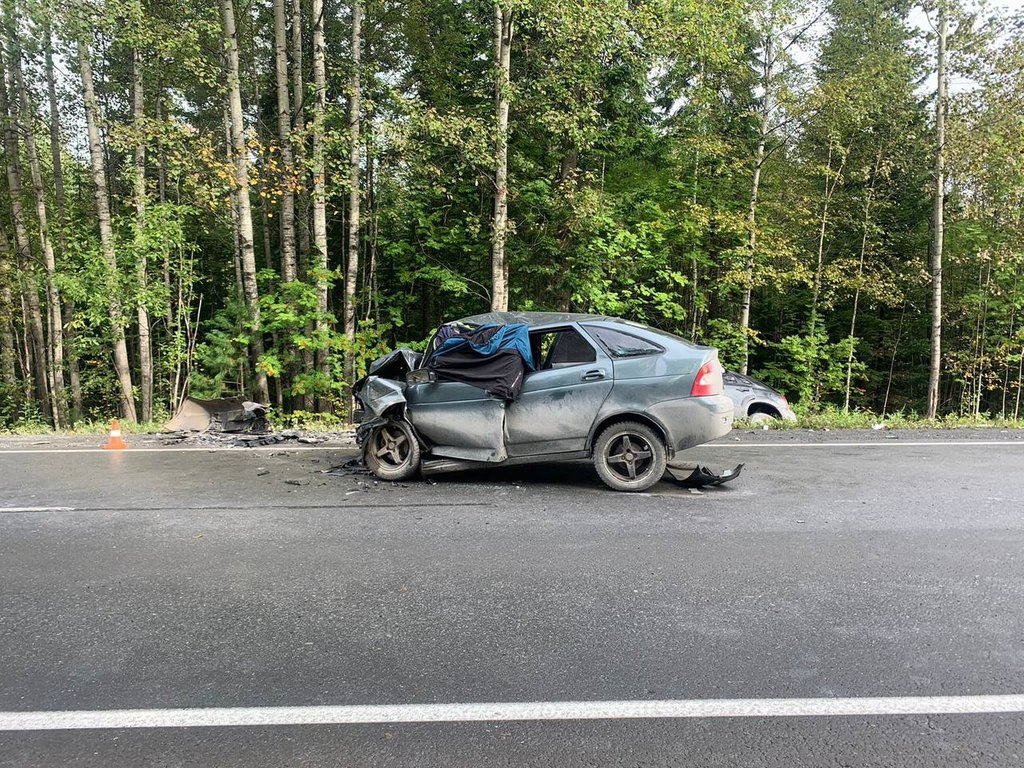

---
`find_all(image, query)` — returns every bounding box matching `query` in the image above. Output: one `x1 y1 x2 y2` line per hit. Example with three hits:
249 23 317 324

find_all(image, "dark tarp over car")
428 323 534 401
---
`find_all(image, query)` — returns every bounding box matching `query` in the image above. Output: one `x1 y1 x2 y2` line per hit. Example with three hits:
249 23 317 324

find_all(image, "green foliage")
756 329 863 407
3 0 1023 428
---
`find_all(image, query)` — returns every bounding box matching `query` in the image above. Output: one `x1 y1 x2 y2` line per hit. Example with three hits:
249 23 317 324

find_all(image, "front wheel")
364 419 422 481
592 421 667 492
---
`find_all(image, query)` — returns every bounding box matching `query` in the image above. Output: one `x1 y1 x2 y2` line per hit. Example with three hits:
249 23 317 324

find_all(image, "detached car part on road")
354 312 734 492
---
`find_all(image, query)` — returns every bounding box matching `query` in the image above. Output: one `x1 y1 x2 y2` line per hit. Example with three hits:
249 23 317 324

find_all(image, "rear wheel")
365 419 421 481
592 421 667 492
748 409 779 424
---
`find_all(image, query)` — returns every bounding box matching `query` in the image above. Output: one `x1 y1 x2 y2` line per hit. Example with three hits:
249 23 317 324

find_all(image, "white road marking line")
0 446 347 454
0 440 1022 455
725 440 1024 448
1 695 1022 731
0 507 75 513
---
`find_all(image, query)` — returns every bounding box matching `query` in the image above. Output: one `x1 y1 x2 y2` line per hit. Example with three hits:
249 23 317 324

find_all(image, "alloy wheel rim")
372 424 411 467
605 433 654 481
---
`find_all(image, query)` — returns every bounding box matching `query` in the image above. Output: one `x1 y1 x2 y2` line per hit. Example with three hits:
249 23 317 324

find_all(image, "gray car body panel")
357 376 408 418
405 381 508 462
357 312 734 468
723 371 797 421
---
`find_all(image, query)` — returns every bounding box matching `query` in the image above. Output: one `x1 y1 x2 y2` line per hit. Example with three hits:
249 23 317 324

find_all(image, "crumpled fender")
356 375 407 418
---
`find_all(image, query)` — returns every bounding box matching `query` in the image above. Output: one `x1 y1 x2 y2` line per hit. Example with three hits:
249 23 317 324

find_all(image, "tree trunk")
274 0 298 282
78 39 137 421
739 33 772 376
809 141 834 340
1 49 51 424
0 227 19 408
292 0 314 410
221 0 270 403
364 129 379 324
344 0 362 392
43 26 67 229
843 160 878 412
291 0 310 272
925 2 947 419
490 3 512 312
13 38 66 426
311 0 330 406
133 48 153 422
44 23 82 421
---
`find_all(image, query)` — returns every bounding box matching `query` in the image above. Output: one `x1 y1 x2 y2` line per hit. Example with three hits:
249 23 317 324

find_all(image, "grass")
735 405 1024 431
4 405 1023 436
0 410 356 436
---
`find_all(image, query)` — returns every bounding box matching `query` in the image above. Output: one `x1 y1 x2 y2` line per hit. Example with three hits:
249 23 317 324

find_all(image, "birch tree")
43 22 82 420
344 0 362 388
1 42 51 423
10 14 66 425
273 0 297 282
311 0 329 385
490 2 512 312
926 0 948 419
132 45 153 422
78 32 138 421
220 0 269 403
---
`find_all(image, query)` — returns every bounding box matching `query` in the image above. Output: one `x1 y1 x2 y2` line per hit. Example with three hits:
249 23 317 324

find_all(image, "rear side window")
584 326 663 358
531 328 597 369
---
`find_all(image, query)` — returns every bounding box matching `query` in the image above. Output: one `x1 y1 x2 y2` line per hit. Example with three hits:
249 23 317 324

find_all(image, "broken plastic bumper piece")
666 463 744 488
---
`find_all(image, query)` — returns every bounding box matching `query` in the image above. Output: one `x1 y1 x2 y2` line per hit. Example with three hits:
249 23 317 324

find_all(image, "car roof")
453 312 710 352
456 311 615 328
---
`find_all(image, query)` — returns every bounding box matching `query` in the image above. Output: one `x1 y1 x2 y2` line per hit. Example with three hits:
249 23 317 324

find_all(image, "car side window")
583 326 663 358
530 329 597 370
723 373 739 385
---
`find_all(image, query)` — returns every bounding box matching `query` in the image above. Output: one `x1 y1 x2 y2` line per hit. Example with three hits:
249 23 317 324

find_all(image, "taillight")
780 393 788 406
691 358 723 397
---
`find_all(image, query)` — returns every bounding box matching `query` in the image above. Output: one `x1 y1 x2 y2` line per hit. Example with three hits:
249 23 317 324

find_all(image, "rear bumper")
649 394 734 453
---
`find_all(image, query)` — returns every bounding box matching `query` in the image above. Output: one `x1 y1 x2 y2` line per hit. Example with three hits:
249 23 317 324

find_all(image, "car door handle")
581 369 606 382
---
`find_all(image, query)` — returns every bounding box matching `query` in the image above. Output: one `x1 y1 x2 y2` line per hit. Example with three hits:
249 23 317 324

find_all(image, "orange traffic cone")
103 419 129 450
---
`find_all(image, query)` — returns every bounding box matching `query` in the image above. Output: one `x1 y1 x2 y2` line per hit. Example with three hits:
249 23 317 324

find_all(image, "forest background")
1 0 1023 430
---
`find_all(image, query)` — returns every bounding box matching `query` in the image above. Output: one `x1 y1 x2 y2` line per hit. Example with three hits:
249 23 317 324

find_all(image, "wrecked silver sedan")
354 312 734 492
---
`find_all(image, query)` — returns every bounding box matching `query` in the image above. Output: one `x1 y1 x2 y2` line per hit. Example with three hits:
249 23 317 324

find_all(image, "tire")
592 421 667 492
748 410 778 424
364 419 422 481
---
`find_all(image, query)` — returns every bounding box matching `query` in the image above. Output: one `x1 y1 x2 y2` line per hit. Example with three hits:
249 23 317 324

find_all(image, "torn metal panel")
356 376 407 418
666 463 744 488
165 397 268 433
366 348 423 380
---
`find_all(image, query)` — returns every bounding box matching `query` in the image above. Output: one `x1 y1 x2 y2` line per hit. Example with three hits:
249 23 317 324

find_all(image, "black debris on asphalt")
324 458 374 477
162 429 353 448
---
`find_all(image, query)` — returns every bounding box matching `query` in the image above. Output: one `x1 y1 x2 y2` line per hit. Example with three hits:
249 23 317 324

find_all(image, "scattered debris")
166 396 269 433
666 463 744 488
161 429 353 448
324 458 373 477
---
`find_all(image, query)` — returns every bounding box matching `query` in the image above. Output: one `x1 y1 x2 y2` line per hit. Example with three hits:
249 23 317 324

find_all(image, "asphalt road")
1 431 1022 766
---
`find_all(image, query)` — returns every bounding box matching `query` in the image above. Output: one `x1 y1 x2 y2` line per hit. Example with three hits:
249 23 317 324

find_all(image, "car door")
723 372 754 416
504 326 613 457
404 380 508 462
